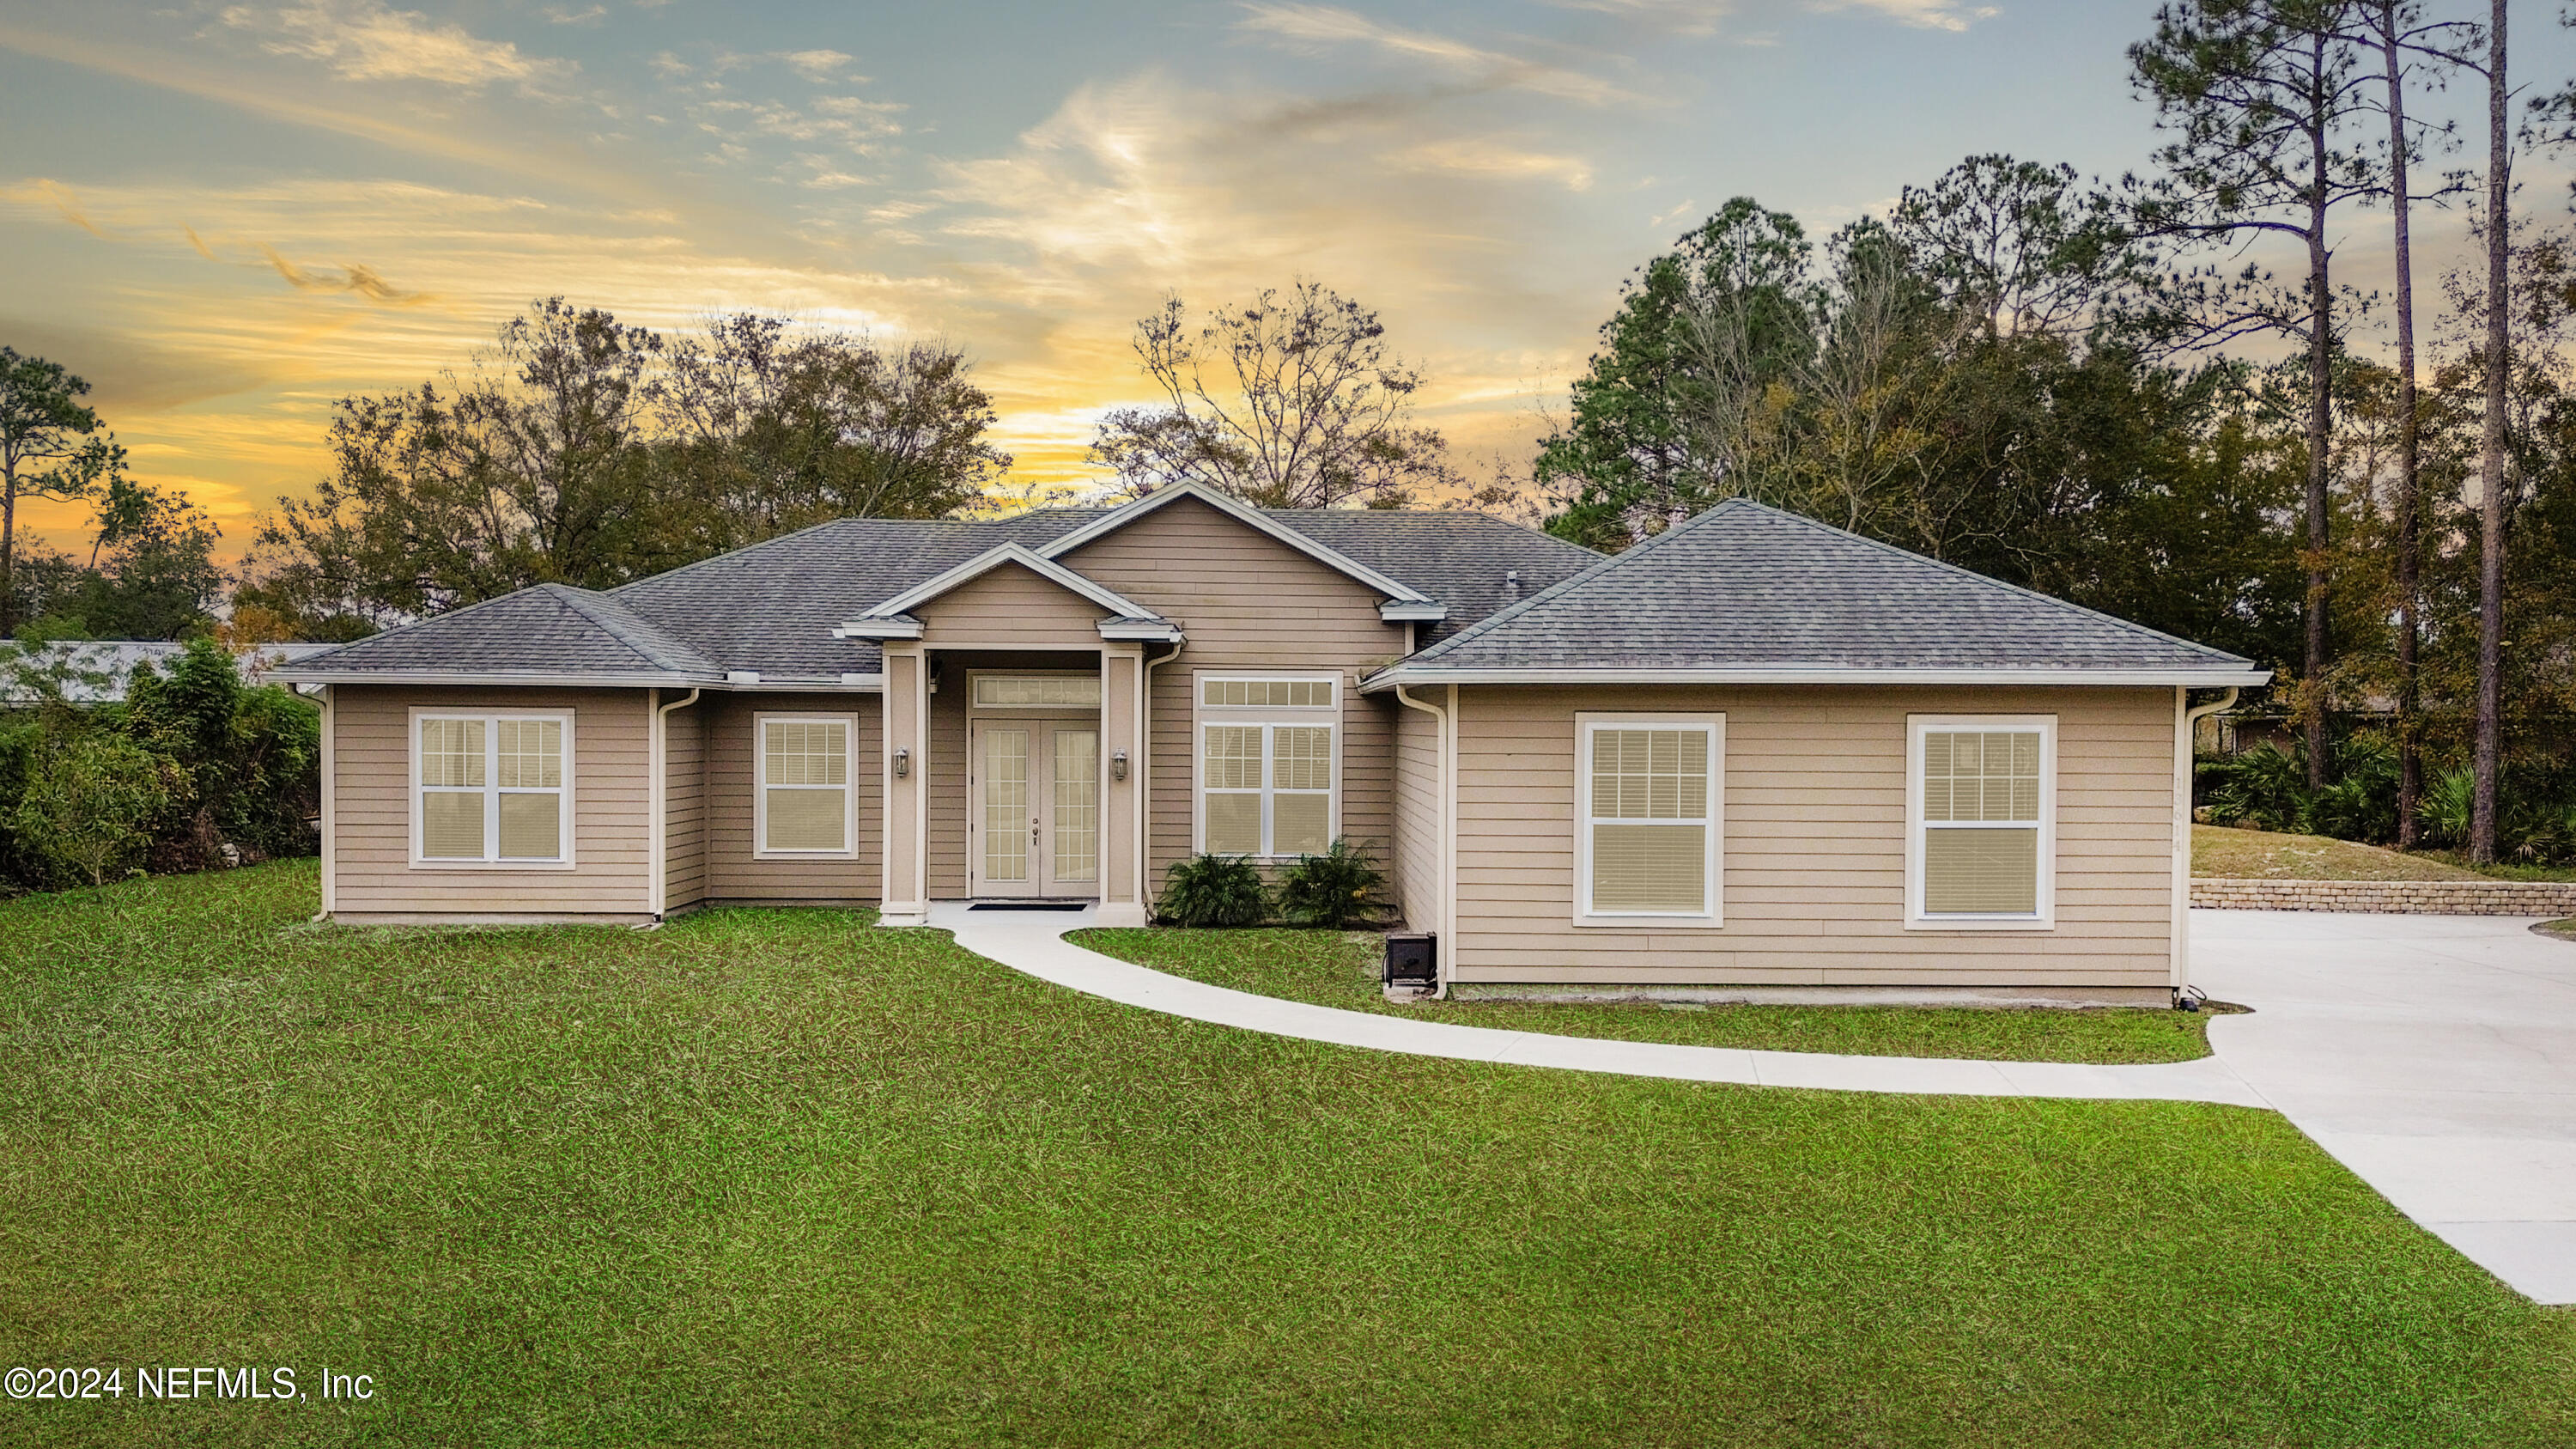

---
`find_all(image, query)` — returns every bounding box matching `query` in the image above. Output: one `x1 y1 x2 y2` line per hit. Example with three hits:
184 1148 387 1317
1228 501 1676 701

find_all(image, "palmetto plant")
1274 838 1385 929
1153 853 1268 928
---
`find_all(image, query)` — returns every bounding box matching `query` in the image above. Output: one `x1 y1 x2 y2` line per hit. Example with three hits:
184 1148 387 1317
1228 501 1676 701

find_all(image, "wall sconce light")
892 747 911 779
1111 750 1129 782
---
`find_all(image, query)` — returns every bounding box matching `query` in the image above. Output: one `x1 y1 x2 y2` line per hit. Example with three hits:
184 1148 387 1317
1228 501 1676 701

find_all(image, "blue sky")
2 0 2565 554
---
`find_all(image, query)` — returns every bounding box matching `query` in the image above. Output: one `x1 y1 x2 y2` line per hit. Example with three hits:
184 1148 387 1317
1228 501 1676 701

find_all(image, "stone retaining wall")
2191 877 2576 916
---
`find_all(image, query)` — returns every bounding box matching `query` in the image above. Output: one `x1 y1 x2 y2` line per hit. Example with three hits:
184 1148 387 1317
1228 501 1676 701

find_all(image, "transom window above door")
1196 673 1339 859
973 674 1101 709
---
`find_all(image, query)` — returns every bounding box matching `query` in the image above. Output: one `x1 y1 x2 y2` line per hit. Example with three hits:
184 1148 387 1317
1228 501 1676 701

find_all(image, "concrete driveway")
2195 909 2576 1306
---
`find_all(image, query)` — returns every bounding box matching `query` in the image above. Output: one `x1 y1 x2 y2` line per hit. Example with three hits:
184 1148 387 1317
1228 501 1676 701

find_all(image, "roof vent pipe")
1504 569 1520 598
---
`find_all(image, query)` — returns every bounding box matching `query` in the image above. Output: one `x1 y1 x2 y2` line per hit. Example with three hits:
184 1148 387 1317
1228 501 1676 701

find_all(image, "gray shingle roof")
276 501 1601 686
1258 509 1601 644
1378 499 2267 683
282 582 723 683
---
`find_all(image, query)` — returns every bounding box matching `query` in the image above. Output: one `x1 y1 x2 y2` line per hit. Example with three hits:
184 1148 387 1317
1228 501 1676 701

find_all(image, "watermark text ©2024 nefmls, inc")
7 1365 376 1403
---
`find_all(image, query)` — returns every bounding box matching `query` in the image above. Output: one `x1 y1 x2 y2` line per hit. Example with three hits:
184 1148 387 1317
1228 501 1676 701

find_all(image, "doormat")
969 902 1090 912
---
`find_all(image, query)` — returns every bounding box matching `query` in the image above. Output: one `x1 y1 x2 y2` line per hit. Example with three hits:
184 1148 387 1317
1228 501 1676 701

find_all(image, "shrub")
1273 838 1385 928
2199 741 2306 832
2417 767 2475 849
2198 734 2397 843
0 640 319 894
1155 853 1268 928
8 734 184 887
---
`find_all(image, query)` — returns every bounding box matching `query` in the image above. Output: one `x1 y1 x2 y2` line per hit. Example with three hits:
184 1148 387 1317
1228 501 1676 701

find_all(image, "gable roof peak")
1036 480 1436 606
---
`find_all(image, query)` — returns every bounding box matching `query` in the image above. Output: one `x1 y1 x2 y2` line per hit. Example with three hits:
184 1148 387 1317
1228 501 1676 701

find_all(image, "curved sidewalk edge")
932 906 2274 1108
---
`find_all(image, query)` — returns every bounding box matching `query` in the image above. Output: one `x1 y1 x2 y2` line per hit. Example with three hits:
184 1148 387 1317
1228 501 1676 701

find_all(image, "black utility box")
1383 933 1437 987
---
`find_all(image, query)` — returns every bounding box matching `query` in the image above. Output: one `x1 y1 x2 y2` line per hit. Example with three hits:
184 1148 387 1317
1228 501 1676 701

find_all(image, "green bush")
2198 734 2397 843
0 639 318 895
1155 853 1268 928
9 734 183 887
1273 838 1384 928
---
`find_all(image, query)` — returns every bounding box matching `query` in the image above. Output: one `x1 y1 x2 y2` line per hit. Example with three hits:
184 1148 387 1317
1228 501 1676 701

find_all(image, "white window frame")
1192 671 1342 859
754 711 859 859
407 707 576 870
1905 714 2057 930
966 671 1103 710
1574 712 1723 928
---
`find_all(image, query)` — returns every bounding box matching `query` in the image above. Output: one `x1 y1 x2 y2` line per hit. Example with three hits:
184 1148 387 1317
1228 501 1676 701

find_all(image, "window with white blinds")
414 713 571 865
1910 717 2054 926
1196 674 1337 857
758 715 854 855
1577 716 1722 922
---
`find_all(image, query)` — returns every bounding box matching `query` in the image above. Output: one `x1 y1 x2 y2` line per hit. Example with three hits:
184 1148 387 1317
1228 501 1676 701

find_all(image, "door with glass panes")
968 719 1101 898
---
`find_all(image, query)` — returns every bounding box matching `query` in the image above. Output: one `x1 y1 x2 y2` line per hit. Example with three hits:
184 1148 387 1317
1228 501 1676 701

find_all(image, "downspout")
650 687 702 924
1140 640 1184 916
313 685 334 923
1394 683 1453 998
2173 685 2239 993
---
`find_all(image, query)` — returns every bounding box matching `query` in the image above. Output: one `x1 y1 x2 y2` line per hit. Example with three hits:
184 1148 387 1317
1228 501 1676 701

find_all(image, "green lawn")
2192 824 2576 883
3 863 2570 1446
1073 927 2219 1064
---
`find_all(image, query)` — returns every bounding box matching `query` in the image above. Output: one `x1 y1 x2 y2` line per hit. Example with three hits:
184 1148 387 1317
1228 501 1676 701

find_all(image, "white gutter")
1364 666 2275 690
650 687 702 922
271 672 884 692
1393 683 1456 999
2172 685 2239 992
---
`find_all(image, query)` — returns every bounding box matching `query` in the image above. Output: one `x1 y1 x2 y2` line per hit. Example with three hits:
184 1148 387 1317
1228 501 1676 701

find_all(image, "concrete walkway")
2195 910 2576 1306
936 904 2576 1305
933 904 2268 1106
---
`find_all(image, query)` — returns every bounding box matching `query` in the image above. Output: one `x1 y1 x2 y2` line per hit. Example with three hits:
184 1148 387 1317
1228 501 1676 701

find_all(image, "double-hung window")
414 711 572 866
758 715 855 855
1196 674 1337 858
1908 716 2054 928
1576 715 1722 924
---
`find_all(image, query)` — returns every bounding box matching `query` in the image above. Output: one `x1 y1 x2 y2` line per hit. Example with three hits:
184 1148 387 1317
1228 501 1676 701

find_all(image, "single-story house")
272 482 2269 1002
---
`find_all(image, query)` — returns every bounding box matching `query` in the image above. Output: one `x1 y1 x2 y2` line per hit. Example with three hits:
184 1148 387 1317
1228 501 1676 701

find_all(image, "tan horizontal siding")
665 699 705 910
1394 698 1440 931
702 692 880 904
927 673 968 898
1058 496 1410 892
1449 685 2178 988
331 685 652 917
919 563 1107 648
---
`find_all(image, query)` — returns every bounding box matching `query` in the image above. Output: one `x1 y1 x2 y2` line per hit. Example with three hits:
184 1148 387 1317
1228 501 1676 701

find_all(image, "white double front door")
969 719 1101 898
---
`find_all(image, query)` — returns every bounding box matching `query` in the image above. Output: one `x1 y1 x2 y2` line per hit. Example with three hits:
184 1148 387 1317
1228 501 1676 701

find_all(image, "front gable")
1054 494 1412 653
835 542 1179 647
913 558 1138 648
1037 483 1440 624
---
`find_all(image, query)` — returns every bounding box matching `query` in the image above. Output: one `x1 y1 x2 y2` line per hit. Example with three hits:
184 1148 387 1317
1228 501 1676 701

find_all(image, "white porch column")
878 645 930 926
1097 643 1148 927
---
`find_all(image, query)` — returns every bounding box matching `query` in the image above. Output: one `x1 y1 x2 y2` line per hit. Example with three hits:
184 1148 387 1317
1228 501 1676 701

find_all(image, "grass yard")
2191 824 2489 881
1073 927 2220 1064
2192 823 2576 883
3 862 2572 1447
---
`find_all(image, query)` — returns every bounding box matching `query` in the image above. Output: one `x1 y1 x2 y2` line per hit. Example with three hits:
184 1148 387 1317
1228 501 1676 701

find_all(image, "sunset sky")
4 1 2568 563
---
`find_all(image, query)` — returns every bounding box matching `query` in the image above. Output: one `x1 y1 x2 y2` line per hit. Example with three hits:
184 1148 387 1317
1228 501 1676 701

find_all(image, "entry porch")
875 647 1155 928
